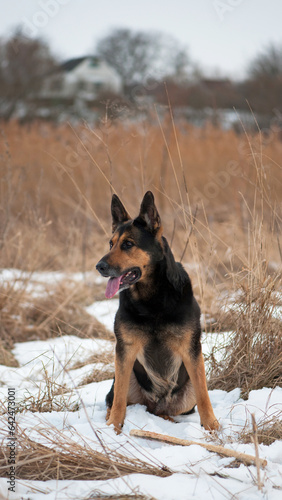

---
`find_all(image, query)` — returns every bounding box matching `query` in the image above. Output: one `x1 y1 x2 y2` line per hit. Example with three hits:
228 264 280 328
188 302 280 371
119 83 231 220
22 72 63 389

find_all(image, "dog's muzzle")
96 260 111 277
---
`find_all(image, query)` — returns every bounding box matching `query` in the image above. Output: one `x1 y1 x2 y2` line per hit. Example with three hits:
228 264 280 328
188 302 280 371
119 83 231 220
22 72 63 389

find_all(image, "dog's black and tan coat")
96 191 219 433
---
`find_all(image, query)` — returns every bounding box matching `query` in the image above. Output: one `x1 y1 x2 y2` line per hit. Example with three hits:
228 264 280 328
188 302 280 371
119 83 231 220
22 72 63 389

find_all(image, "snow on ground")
0 271 281 500
86 298 119 331
0 268 103 298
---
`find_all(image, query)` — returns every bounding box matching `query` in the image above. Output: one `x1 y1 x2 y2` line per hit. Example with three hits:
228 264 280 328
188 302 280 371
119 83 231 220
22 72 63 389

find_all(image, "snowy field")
0 270 281 500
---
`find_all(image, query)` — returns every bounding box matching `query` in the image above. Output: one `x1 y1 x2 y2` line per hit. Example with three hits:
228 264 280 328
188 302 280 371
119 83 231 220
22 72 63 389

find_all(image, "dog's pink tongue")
105 276 122 299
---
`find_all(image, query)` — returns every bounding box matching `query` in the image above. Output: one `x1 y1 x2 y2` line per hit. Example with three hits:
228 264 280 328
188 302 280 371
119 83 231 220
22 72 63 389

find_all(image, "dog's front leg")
182 349 219 431
107 339 142 434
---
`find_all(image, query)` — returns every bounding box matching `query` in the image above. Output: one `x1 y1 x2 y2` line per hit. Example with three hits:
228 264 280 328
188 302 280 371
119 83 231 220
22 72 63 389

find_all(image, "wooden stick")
130 429 267 469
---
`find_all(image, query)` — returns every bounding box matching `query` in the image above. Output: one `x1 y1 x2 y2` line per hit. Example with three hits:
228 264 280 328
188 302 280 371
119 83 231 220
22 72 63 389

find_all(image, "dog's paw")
158 414 175 423
202 417 220 432
106 416 123 434
106 409 125 434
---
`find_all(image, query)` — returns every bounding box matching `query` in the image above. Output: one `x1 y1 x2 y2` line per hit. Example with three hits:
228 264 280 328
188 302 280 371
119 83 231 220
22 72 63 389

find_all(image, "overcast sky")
1 0 282 79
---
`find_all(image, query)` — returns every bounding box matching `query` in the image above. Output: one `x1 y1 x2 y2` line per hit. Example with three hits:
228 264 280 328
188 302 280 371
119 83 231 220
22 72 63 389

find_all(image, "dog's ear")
138 191 162 234
111 194 130 233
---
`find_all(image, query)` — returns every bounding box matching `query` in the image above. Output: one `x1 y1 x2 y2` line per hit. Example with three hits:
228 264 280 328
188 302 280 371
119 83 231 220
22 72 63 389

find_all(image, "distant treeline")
0 28 281 123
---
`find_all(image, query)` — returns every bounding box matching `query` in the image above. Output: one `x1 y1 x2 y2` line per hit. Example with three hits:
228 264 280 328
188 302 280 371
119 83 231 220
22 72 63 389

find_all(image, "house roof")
61 56 100 72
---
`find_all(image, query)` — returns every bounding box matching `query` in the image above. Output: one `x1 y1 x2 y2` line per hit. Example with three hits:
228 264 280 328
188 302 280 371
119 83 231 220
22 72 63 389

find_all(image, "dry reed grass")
208 267 282 396
0 278 31 350
0 422 171 481
75 349 115 384
0 277 112 346
15 374 80 414
0 341 18 367
0 274 114 380
24 280 112 340
239 414 282 446
0 116 281 402
79 364 115 385
1 118 281 271
0 117 281 494
206 122 282 396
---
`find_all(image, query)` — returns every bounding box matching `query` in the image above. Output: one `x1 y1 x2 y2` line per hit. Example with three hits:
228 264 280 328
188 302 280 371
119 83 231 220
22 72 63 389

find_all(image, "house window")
77 81 87 91
89 57 99 68
50 78 62 91
93 82 103 93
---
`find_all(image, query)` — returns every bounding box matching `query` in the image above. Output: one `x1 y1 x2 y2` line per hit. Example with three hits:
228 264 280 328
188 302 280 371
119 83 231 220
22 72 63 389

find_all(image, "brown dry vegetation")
240 413 282 446
0 422 171 481
0 115 281 428
0 276 113 369
1 117 281 272
0 30 281 492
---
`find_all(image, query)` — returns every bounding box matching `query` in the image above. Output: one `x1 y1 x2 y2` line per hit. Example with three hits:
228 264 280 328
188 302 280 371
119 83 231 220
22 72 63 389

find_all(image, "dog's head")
96 191 164 298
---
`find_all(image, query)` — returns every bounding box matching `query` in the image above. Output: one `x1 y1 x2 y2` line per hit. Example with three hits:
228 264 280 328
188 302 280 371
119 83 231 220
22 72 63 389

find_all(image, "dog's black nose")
96 260 109 276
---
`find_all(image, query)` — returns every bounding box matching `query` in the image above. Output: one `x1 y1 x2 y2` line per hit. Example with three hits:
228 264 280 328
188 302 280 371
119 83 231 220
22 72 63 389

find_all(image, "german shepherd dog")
96 192 219 433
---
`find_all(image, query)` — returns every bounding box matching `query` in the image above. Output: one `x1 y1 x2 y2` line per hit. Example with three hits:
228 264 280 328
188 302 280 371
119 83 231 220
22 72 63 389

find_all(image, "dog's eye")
121 240 134 250
109 241 113 250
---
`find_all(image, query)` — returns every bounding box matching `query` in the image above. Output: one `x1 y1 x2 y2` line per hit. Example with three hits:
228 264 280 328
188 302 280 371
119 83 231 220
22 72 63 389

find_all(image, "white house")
42 56 123 101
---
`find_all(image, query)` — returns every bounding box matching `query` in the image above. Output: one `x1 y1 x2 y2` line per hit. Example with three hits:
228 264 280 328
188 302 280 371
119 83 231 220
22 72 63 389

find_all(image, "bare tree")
248 43 282 79
243 43 282 116
0 29 59 120
96 28 190 93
